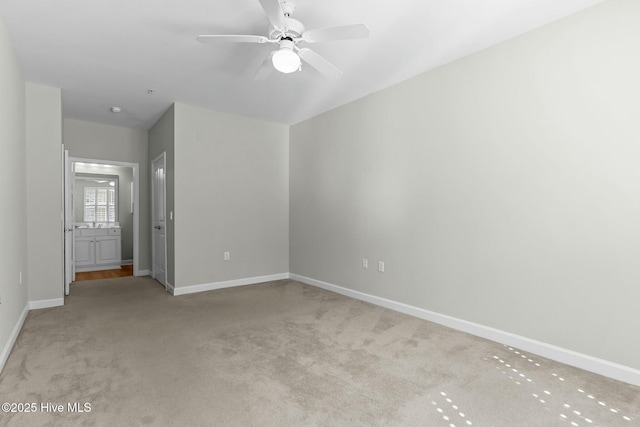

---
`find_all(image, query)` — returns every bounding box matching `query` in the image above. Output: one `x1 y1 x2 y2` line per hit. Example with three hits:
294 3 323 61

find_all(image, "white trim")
63 146 70 296
0 304 29 374
172 273 290 296
121 259 133 265
290 273 640 388
136 269 151 276
29 298 65 310
75 264 122 273
165 282 176 295
132 164 140 276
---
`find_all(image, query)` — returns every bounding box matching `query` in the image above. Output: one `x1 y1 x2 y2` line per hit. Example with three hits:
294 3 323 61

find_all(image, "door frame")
63 148 73 296
64 157 141 285
151 152 168 289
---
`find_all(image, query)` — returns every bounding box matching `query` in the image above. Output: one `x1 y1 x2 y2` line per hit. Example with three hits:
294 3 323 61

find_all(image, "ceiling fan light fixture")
272 40 300 73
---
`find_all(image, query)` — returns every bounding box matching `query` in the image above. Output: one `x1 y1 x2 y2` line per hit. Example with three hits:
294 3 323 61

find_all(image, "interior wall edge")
289 273 640 388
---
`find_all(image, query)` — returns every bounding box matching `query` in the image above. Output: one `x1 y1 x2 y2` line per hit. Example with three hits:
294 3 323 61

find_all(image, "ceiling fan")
196 0 370 79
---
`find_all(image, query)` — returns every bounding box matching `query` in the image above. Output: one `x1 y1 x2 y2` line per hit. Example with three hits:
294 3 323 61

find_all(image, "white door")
63 149 74 295
151 153 167 288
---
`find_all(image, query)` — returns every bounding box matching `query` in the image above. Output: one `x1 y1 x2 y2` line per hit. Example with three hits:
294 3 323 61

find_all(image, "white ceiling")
0 0 604 129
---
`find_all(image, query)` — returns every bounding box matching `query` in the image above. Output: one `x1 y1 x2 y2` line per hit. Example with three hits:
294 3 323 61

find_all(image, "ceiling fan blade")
254 51 276 80
258 0 286 29
298 48 342 79
197 35 272 44
302 23 370 43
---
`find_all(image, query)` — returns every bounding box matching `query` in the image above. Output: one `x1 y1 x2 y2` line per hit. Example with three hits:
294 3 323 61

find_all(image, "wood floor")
74 264 134 281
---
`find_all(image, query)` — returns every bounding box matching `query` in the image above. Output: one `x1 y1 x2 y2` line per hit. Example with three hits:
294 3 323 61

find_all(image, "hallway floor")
74 264 133 281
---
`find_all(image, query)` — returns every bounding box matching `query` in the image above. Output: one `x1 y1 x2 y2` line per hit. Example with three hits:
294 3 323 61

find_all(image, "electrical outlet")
378 261 385 273
362 258 368 269
224 251 230 261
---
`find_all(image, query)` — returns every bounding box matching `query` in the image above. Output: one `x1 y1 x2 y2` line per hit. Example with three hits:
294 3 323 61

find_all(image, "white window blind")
84 187 116 222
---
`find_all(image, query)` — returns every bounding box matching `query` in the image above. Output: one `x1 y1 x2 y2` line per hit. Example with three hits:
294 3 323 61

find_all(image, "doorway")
63 156 141 294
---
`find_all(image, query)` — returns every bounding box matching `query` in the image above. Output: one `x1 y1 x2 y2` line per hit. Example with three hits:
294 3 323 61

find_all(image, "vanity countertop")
75 226 122 237
76 224 121 229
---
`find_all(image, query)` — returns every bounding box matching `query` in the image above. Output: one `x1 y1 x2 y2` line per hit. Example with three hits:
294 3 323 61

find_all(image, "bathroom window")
84 187 116 223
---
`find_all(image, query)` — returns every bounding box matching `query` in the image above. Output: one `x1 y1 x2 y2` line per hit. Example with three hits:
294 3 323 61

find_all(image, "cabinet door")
75 237 95 266
95 235 121 265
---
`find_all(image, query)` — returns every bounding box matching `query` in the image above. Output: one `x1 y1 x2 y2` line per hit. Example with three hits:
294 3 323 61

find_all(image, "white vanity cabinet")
75 227 122 272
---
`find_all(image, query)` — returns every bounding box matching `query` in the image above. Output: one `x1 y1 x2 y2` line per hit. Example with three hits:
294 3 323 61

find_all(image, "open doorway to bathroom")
64 156 140 290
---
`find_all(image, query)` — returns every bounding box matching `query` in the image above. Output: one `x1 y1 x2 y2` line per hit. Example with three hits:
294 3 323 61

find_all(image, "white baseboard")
0 304 29 374
121 259 133 265
135 269 150 276
29 298 64 310
165 282 175 295
172 273 290 296
75 264 121 273
290 273 640 388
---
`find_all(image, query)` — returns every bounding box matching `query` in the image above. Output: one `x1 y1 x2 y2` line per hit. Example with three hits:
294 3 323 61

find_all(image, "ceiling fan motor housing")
268 17 305 40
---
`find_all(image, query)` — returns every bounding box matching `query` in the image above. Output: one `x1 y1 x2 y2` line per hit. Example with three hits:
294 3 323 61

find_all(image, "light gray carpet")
0 277 638 426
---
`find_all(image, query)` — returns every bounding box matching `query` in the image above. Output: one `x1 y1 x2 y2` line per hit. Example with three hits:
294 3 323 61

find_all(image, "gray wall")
148 105 175 286
0 12 27 367
26 83 63 302
63 119 150 272
173 103 289 287
290 0 640 370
